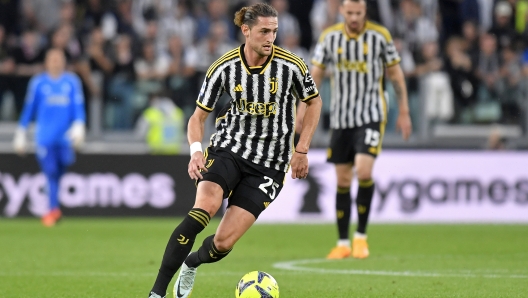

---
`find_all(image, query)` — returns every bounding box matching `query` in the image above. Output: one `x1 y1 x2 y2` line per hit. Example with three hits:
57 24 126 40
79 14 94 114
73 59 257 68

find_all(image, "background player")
298 0 412 259
148 3 322 298
13 48 86 227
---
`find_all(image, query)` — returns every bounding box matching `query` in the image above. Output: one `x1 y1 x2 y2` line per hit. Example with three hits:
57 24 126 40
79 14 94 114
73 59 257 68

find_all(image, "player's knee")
337 180 352 188
356 172 372 182
195 182 224 217
336 174 353 187
335 169 353 186
213 236 234 252
355 167 372 181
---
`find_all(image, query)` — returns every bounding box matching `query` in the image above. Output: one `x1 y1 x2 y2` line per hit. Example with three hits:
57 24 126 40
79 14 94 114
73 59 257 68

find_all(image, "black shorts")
327 122 385 164
198 147 285 219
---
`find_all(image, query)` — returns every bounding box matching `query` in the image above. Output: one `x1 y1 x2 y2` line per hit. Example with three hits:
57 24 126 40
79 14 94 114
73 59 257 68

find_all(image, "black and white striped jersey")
197 44 319 172
312 21 401 129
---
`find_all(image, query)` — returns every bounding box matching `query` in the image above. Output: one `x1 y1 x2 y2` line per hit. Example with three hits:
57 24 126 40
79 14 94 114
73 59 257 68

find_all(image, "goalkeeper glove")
68 121 85 149
13 127 27 155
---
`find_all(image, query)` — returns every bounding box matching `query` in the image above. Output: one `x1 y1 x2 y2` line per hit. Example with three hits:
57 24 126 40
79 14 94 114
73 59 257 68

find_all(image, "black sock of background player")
356 180 374 234
336 186 352 240
150 208 210 296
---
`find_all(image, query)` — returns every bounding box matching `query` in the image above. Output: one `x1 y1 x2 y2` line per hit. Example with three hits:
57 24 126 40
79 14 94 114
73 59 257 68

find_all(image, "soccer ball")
235 271 279 298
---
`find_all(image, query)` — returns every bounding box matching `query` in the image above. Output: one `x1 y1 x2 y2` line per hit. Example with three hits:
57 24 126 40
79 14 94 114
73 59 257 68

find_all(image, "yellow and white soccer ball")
235 271 279 298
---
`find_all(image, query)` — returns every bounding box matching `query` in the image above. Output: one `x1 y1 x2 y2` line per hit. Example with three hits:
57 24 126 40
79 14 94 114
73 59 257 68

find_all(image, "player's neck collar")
343 20 368 40
239 44 274 75
45 72 64 81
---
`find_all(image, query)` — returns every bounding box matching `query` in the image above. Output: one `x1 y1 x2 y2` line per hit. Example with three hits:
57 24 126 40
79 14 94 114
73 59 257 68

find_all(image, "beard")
251 43 271 57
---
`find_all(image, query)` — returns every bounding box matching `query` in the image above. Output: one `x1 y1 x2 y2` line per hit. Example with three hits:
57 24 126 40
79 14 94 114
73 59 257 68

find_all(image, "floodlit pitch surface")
1 219 527 297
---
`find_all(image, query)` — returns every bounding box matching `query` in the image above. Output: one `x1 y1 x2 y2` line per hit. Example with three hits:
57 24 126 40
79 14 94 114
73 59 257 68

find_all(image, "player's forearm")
18 101 36 129
296 65 324 132
74 106 86 123
187 110 208 145
18 110 31 129
387 65 410 114
72 76 87 122
74 97 86 123
296 96 322 153
295 101 306 133
19 79 40 128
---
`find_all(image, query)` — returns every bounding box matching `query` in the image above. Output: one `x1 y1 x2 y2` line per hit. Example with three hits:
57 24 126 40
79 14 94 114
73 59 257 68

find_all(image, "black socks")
356 179 374 234
185 234 232 268
150 208 210 296
336 186 352 240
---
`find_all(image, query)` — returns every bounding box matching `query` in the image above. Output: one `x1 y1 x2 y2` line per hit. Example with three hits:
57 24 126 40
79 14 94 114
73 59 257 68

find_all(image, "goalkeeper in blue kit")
13 48 86 227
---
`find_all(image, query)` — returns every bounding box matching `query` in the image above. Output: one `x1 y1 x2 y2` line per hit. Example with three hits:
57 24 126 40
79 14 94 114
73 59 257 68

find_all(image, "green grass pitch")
0 218 527 297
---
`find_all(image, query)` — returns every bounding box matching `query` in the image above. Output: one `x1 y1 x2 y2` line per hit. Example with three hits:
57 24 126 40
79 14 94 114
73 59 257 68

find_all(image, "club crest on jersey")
269 77 278 94
236 98 278 117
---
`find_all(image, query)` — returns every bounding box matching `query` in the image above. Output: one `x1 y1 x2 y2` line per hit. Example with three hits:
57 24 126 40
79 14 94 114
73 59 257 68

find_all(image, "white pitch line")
272 259 528 279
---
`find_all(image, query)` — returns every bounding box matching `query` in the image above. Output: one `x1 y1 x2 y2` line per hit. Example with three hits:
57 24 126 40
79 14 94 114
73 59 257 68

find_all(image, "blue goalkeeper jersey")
18 72 86 146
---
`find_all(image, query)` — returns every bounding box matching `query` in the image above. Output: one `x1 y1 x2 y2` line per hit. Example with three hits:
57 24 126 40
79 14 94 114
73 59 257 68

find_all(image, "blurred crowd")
0 0 527 134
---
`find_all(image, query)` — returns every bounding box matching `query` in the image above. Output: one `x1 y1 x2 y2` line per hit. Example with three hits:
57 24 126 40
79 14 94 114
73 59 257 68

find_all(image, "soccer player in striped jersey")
298 0 412 259
148 3 322 298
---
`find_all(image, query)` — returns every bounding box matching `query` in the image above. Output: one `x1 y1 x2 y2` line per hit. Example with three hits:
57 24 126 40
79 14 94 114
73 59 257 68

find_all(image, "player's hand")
290 151 309 179
188 151 207 180
68 121 85 150
396 112 412 141
13 128 27 156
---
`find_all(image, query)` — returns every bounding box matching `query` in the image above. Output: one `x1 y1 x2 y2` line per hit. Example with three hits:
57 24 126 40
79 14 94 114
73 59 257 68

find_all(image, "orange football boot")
326 246 352 259
41 208 62 227
352 238 369 259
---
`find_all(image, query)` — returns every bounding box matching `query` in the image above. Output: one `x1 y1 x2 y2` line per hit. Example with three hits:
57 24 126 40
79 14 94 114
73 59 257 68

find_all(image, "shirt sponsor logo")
46 95 69 105
336 60 368 73
236 98 278 117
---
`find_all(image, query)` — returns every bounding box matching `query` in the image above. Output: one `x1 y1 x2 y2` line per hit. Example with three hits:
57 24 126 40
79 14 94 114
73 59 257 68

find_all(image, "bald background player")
297 0 412 259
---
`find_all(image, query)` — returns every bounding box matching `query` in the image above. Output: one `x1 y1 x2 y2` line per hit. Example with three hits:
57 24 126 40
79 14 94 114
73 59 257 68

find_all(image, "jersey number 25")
259 176 279 200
